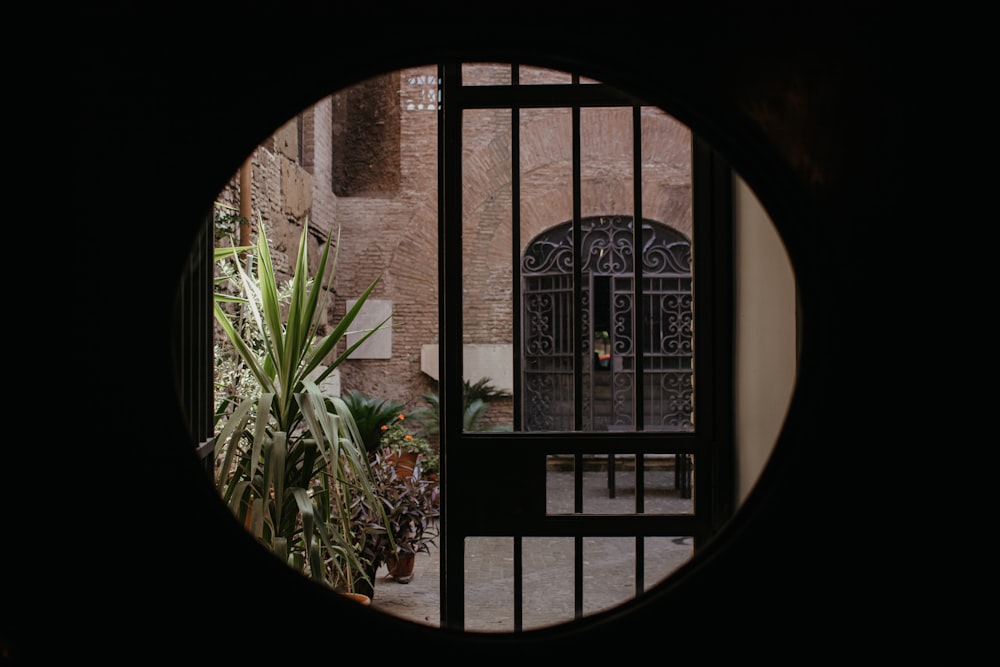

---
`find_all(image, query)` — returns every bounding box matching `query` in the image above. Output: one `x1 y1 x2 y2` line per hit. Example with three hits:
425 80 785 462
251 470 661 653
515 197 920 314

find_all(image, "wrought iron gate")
522 215 694 433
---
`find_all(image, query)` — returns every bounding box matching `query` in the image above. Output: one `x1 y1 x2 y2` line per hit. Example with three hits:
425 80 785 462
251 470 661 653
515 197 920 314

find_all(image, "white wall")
420 343 514 393
734 176 798 504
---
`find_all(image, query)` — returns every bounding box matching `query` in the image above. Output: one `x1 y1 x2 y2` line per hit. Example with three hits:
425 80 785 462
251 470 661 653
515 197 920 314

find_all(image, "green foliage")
416 377 512 435
464 377 513 404
420 452 440 476
339 389 406 456
212 215 391 593
212 200 249 243
378 413 433 458
350 450 439 578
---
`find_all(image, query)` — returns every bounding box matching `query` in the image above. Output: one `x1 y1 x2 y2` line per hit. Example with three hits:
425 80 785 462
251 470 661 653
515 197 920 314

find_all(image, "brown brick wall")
332 72 401 197
215 64 691 427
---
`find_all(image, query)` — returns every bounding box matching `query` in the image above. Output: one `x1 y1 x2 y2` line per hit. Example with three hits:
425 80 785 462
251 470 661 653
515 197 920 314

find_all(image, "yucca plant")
213 216 390 594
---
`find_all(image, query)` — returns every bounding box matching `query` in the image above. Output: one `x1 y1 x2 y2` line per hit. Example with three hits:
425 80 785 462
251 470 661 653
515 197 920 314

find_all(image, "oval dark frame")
64 13 894 662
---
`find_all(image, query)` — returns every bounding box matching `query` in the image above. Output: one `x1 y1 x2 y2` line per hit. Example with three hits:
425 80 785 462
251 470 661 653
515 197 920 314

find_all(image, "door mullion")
633 104 645 432
572 104 583 432
437 64 726 634
439 61 465 631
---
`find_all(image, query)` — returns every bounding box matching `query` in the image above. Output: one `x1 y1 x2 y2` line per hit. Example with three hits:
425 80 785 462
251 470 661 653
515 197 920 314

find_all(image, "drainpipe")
238 155 252 248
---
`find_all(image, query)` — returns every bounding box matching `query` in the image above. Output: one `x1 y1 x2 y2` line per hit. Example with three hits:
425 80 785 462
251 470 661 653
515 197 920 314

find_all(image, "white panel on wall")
306 365 341 397
421 343 513 393
346 299 392 359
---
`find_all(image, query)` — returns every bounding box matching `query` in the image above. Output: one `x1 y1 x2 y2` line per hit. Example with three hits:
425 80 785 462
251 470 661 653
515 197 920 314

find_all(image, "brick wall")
215 64 691 431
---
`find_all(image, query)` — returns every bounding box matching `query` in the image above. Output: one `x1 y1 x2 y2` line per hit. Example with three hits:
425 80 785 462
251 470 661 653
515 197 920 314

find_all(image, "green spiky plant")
339 389 407 457
213 216 391 594
415 378 513 435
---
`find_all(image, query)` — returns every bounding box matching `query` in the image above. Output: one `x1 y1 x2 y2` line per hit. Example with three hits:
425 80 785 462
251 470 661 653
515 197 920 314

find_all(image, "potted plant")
341 390 435 477
212 215 391 598
343 412 439 592
351 446 440 589
378 412 434 478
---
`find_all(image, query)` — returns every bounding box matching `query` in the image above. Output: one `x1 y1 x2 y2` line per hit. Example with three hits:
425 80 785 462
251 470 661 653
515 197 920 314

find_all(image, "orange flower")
381 424 388 431
405 434 413 440
398 413 405 421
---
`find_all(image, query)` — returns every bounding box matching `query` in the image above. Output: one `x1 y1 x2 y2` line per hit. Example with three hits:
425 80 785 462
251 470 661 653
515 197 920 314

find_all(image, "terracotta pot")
340 592 371 606
349 560 377 599
386 551 416 583
389 450 419 478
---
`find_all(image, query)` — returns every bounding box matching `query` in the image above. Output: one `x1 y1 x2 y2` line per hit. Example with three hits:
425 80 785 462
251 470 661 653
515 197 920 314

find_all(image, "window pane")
580 107 634 220
644 536 694 592
520 107 574 432
517 102 695 435
462 62 512 85
518 65 573 84
462 108 515 432
546 453 694 516
464 536 514 632
522 537 575 629
641 107 694 431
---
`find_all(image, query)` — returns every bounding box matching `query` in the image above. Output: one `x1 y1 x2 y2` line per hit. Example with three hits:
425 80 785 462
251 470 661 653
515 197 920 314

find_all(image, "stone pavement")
370 463 695 632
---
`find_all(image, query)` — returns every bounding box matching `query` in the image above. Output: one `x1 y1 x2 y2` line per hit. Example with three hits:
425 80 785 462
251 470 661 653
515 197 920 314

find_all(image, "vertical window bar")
635 535 645 596
572 105 583 433
575 535 584 620
178 212 215 478
439 61 464 631
575 453 584 514
512 68 522 431
632 105 646 596
200 212 214 465
632 105 645 432
513 535 523 631
511 63 524 632
572 92 584 623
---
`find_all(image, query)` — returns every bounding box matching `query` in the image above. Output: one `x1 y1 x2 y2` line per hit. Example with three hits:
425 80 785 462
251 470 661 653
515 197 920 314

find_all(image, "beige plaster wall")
734 177 797 504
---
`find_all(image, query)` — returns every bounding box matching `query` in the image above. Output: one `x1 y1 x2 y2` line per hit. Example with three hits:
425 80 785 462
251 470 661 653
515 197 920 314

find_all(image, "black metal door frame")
438 63 734 631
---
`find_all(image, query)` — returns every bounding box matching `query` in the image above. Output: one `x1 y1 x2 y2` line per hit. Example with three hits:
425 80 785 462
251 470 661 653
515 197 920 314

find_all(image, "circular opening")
188 60 799 634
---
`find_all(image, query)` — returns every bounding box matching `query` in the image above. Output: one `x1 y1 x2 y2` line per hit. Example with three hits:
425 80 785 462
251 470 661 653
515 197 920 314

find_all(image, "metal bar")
636 534 645 596
633 105 645 432
575 535 583 620
439 61 465 631
513 535 523 632
512 71 522 433
608 453 615 498
572 104 582 433
450 82 639 109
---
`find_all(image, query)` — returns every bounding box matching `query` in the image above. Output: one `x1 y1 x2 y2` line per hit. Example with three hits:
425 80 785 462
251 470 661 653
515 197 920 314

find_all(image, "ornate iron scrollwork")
522 215 693 432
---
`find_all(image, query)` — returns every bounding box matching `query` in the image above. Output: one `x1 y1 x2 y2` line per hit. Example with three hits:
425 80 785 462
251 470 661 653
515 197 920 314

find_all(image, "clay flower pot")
340 592 372 606
386 551 416 583
388 450 419 478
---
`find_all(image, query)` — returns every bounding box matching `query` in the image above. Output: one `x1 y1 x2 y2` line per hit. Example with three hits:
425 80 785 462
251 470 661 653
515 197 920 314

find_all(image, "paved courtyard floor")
370 465 695 632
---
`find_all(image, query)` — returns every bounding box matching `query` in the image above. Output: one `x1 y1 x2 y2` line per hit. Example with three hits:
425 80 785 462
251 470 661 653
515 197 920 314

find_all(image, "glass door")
438 62 733 631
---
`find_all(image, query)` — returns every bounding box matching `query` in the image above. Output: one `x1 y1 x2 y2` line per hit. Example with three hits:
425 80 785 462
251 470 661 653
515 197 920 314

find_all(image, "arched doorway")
522 215 694 434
